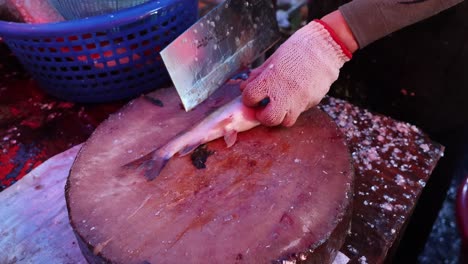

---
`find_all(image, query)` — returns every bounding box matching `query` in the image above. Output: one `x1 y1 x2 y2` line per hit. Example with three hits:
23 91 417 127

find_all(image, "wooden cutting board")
66 84 354 264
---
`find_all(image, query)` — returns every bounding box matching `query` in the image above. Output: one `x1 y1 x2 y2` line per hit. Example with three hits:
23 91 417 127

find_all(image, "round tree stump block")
66 84 354 264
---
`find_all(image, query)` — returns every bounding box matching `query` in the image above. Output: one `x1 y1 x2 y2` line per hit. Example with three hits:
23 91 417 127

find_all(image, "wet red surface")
0 44 124 191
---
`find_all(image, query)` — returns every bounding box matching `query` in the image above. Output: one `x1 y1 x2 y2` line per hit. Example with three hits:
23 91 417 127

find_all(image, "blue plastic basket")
49 0 152 20
0 0 198 103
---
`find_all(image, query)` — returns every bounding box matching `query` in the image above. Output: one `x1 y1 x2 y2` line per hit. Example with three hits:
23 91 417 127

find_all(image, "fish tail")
143 152 170 181
121 149 170 181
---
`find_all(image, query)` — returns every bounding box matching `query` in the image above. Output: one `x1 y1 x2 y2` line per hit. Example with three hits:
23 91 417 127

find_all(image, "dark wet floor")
418 144 467 264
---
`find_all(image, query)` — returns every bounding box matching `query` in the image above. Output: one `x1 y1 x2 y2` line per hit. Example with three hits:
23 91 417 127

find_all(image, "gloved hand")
240 20 352 127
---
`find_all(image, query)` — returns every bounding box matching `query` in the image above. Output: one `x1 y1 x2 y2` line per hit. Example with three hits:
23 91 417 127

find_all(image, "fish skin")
144 96 260 180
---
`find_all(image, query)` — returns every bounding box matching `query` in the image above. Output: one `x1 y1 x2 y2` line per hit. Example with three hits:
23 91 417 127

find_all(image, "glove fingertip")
241 84 266 108
256 104 285 127
240 66 264 91
282 113 300 127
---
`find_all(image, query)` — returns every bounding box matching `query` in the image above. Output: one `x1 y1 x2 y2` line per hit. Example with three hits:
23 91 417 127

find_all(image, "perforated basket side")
49 0 151 20
0 0 198 103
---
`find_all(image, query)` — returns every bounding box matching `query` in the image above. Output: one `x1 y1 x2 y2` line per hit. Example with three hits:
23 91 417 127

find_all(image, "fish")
125 95 262 181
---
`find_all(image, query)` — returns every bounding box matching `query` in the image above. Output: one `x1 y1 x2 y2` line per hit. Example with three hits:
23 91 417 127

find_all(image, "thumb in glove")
241 19 352 127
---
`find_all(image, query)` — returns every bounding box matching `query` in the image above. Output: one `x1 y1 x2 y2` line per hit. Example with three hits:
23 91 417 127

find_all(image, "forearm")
339 0 464 48
321 10 359 54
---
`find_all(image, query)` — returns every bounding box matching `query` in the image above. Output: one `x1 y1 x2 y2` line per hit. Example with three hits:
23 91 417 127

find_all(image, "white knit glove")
241 20 352 126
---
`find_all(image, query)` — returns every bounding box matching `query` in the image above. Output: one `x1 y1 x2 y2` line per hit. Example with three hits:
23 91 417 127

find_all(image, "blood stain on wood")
190 145 214 169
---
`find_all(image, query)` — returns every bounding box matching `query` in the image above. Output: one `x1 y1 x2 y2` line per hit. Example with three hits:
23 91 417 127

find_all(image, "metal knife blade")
161 0 280 111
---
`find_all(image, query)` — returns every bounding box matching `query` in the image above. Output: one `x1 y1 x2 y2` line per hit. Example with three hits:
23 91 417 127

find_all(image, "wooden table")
319 97 444 263
0 41 444 263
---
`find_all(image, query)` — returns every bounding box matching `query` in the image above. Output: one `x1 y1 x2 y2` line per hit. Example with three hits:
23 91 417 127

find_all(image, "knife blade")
161 0 280 111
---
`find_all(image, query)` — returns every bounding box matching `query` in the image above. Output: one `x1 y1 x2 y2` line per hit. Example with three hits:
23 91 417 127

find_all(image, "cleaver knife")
161 0 280 111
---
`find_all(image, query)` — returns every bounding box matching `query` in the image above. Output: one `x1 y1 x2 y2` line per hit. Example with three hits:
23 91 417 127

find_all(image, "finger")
241 74 270 107
239 66 265 91
239 54 275 91
281 109 302 127
256 102 287 127
256 97 271 108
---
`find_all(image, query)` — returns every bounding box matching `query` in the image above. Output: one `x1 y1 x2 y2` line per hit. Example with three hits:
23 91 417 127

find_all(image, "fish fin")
178 142 202 157
224 130 238 148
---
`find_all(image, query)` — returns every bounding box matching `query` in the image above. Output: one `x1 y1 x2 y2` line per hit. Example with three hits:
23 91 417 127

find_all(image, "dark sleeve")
339 0 464 48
